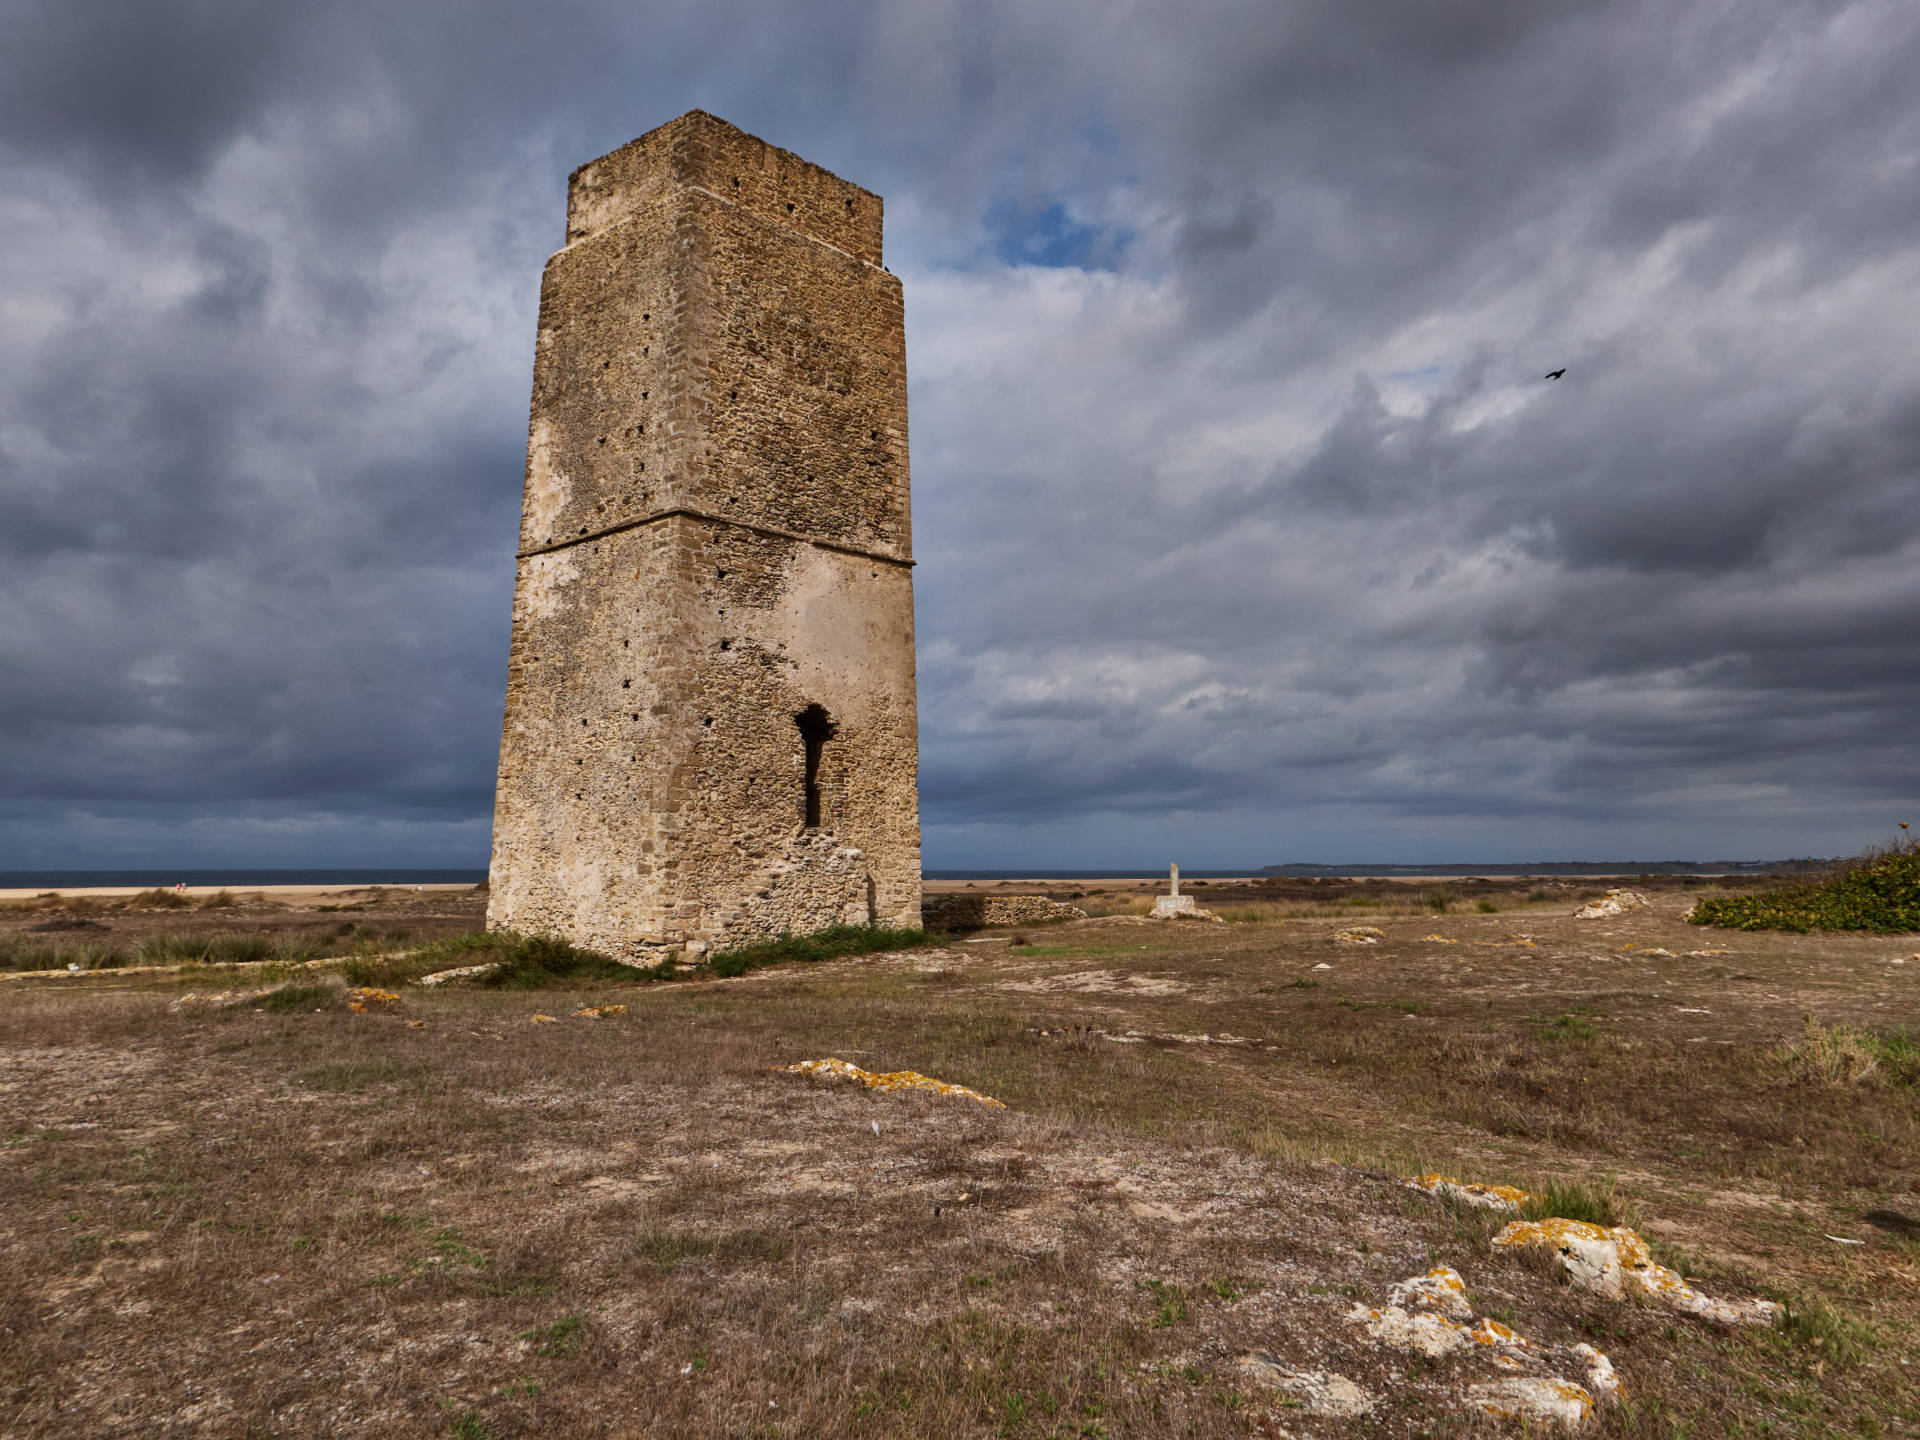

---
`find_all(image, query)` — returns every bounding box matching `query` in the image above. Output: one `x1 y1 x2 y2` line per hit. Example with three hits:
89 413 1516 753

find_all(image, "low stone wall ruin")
922 894 1088 932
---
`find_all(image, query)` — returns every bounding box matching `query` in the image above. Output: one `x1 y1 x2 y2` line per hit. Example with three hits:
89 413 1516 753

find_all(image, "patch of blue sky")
987 199 1133 271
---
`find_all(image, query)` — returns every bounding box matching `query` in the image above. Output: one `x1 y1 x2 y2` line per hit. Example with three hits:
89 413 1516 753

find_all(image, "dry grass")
2 888 1916 1436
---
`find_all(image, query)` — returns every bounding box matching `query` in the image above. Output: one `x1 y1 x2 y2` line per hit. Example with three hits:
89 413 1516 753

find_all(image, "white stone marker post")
1152 861 1199 918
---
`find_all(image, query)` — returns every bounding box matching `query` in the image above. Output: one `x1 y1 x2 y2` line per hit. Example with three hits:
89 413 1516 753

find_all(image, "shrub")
125 888 194 910
1691 832 1920 933
707 924 930 979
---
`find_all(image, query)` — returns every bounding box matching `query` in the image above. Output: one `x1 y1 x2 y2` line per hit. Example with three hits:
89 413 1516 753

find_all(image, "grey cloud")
3 0 1918 870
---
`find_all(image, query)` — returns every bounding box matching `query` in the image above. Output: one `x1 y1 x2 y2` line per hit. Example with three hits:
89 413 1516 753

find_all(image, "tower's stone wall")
489 111 920 960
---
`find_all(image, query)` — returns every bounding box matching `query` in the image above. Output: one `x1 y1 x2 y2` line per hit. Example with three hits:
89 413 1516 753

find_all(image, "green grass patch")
1690 837 1920 932
706 924 930 978
520 1314 583 1356
1140 1278 1189 1327
1521 1178 1631 1228
1778 1295 1878 1367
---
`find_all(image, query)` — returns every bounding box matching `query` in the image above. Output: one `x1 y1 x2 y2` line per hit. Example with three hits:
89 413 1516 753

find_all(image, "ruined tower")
488 111 920 960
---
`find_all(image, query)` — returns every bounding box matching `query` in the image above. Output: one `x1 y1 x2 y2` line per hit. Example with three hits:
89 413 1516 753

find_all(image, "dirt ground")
1 882 1915 1437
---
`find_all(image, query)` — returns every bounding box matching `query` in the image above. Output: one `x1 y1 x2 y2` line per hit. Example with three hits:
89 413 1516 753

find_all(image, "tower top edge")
565 111 884 265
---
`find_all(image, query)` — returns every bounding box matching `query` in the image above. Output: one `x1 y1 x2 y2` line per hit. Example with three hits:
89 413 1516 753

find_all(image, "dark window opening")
795 704 836 828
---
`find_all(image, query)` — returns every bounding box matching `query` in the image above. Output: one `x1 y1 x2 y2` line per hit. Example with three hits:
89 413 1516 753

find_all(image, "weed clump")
138 933 289 966
1778 1017 1919 1086
706 924 930 979
1691 831 1920 932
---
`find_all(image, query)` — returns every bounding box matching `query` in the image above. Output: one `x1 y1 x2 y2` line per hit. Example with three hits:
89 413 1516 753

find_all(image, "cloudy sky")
3 0 1917 872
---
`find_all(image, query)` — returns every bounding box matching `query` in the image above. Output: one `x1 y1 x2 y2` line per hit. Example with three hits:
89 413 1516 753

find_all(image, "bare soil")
1 885 1914 1437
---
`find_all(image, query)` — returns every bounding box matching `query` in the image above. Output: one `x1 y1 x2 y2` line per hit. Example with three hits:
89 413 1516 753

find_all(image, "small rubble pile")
922 894 1088 931
1573 889 1649 919
1243 1263 1618 1427
1405 1174 1782 1328
1333 926 1386 945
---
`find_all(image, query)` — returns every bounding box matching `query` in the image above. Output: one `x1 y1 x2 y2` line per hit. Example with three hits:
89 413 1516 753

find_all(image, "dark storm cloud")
2 0 1916 869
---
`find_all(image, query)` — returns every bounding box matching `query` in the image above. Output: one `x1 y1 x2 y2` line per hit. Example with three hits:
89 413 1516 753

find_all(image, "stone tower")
488 111 920 961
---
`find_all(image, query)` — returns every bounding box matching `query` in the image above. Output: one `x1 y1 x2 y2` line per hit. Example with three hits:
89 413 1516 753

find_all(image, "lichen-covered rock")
1468 1376 1595 1427
1403 1173 1532 1211
1492 1218 1780 1324
1350 1267 1620 1427
1388 1265 1473 1317
1332 925 1386 944
922 894 1088 931
783 1056 1005 1108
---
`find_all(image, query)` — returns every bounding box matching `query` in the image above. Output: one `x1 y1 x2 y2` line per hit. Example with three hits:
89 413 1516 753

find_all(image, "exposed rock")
168 988 278 1012
417 963 501 986
1347 1301 1472 1357
1332 926 1385 945
1236 1354 1375 1416
1388 1264 1473 1317
1572 889 1649 919
1468 1376 1596 1427
1492 1218 1781 1325
995 969 1187 996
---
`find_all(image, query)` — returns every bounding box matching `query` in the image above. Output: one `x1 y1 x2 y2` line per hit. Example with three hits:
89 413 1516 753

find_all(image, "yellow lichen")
529 1014 559 1024
1492 1218 1780 1325
784 1056 1006 1108
1403 1173 1532 1210
573 1004 628 1018
347 988 402 1012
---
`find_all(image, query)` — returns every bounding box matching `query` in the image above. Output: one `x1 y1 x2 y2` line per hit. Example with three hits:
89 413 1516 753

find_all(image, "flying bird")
1545 368 1566 380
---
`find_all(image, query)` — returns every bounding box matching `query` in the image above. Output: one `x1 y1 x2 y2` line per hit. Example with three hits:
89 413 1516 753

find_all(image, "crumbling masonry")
488 112 921 960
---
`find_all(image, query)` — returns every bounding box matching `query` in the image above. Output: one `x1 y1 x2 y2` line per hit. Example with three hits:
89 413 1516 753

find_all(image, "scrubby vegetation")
1690 830 1920 932
707 923 930 978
